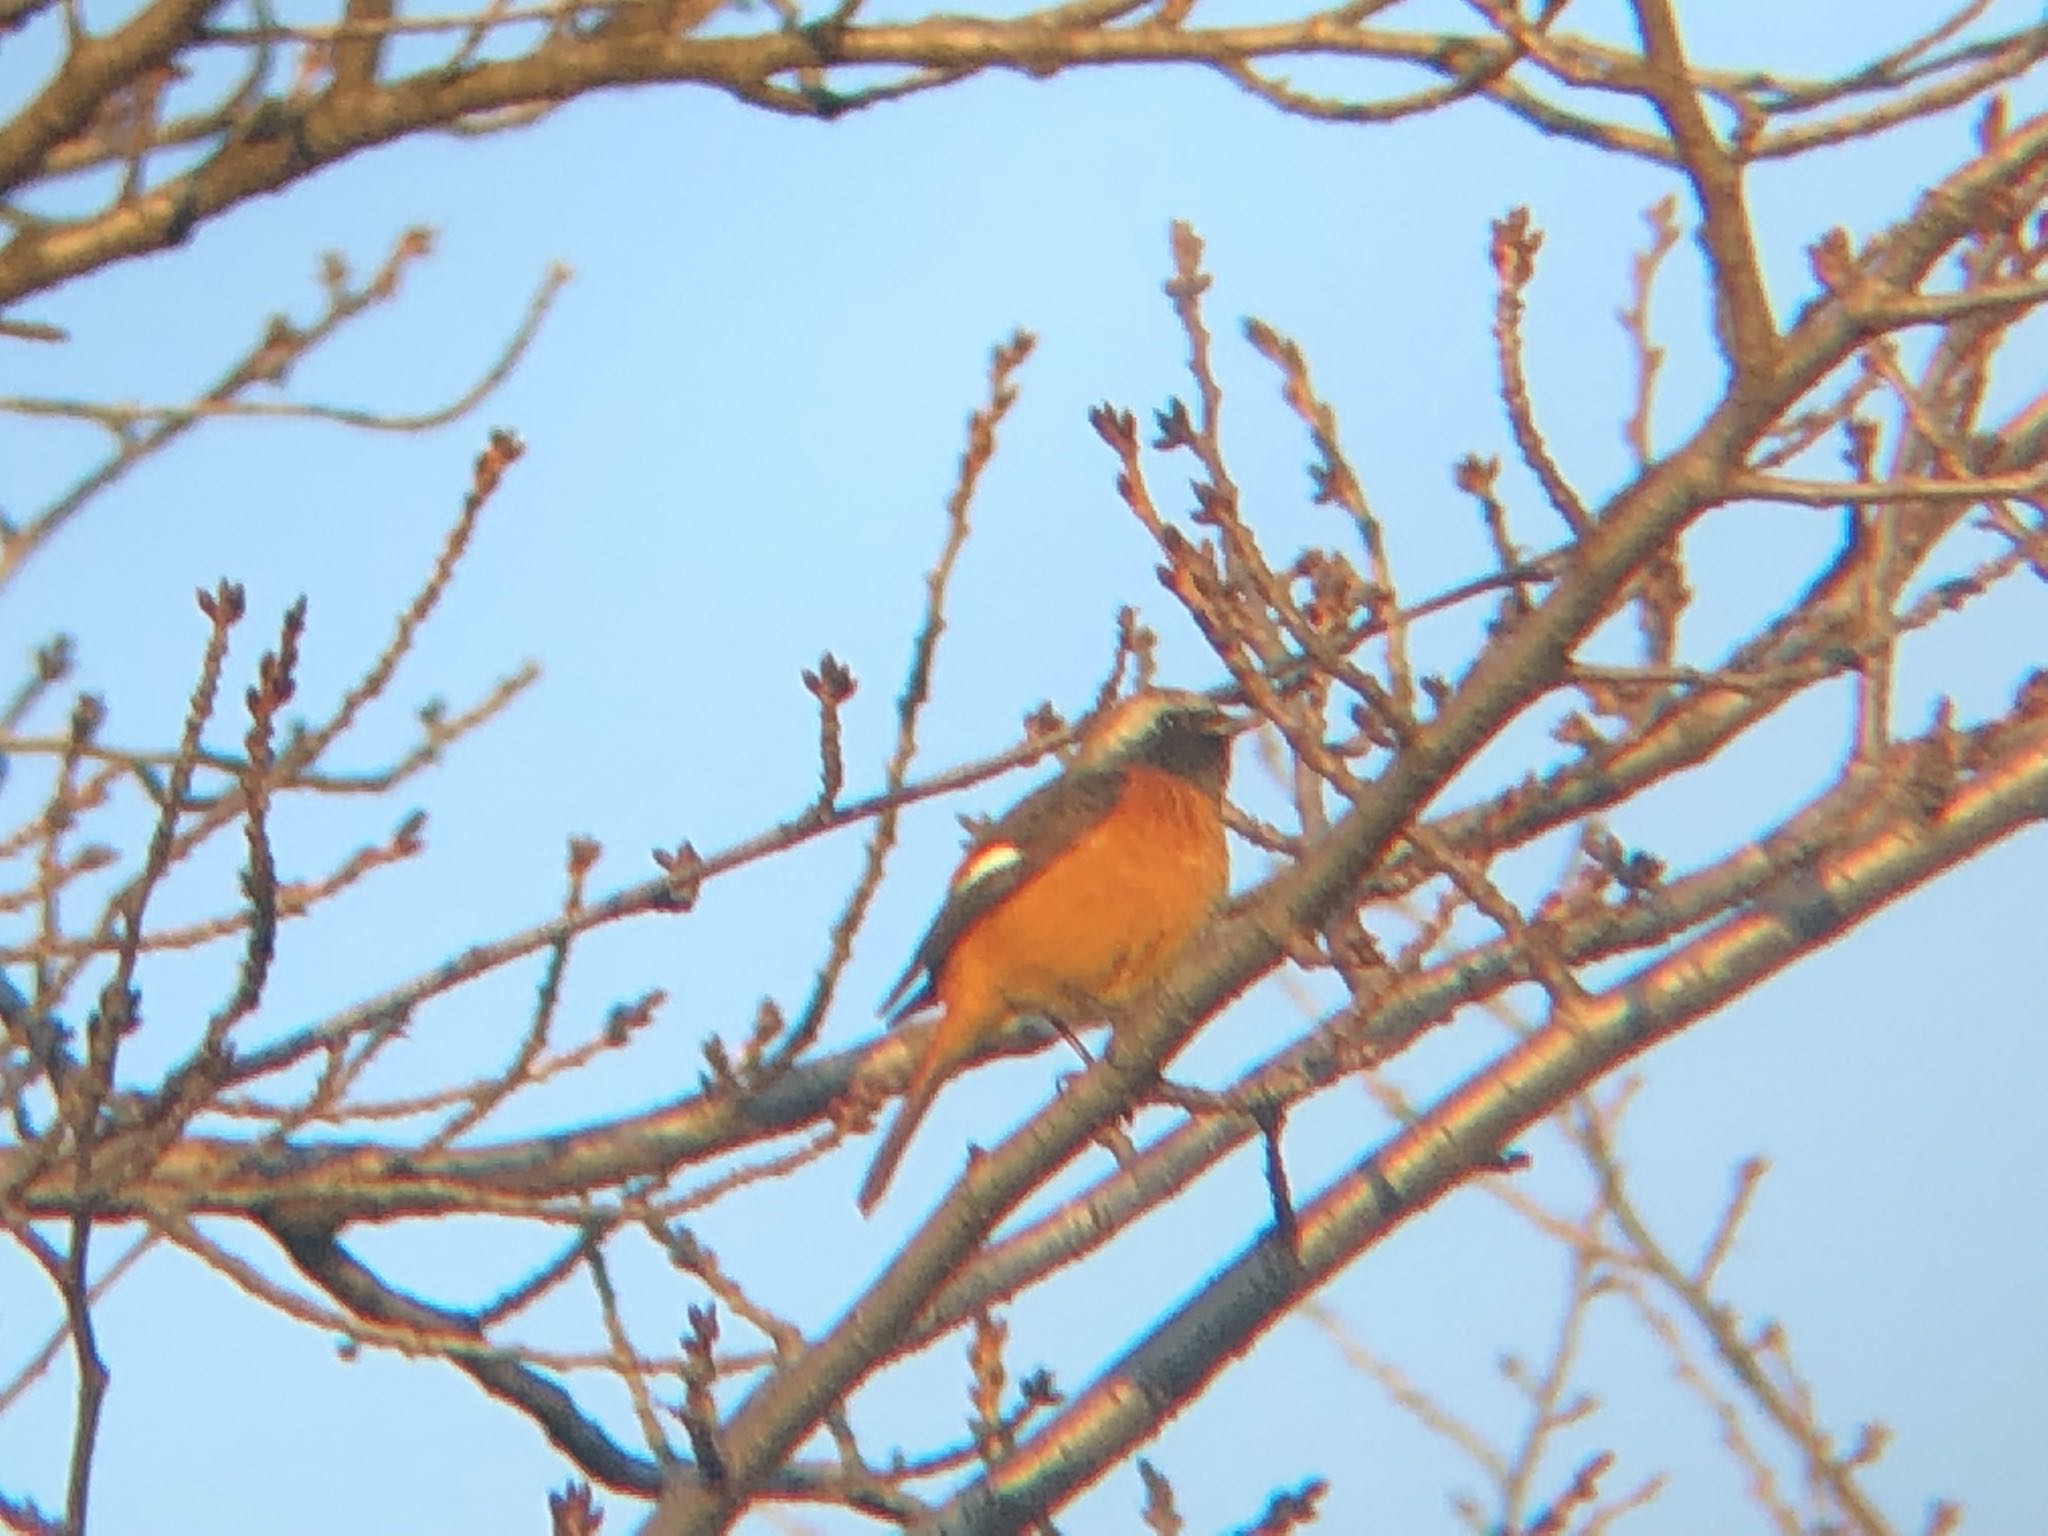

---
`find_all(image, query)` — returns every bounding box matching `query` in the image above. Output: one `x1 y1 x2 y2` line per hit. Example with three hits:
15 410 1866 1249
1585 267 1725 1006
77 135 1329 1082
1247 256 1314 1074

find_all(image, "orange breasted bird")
857 689 1236 1214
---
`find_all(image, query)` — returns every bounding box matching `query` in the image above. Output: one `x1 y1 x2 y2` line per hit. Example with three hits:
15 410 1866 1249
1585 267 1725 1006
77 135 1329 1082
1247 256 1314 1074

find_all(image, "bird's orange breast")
934 765 1227 1034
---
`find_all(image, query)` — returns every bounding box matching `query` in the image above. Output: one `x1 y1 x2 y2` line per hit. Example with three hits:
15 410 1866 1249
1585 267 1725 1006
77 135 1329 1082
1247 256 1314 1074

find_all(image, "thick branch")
0 17 1666 305
0 0 221 196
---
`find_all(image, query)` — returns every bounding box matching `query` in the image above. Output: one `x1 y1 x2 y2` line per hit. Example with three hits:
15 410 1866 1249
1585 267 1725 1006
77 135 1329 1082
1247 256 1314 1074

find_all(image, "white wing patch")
953 842 1024 893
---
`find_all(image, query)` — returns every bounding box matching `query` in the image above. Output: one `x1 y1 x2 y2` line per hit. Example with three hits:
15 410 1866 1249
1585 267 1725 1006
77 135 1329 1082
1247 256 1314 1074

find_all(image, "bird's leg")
1044 1019 1098 1109
1023 982 1106 1071
1037 991 1150 1168
1048 1015 1095 1067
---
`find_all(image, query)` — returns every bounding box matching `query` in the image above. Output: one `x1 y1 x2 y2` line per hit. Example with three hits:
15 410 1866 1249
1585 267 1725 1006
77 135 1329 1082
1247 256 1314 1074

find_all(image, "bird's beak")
1205 706 1251 737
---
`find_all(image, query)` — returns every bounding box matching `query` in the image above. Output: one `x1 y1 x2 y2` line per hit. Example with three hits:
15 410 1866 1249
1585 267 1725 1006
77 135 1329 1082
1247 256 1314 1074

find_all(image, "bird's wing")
878 765 1124 1024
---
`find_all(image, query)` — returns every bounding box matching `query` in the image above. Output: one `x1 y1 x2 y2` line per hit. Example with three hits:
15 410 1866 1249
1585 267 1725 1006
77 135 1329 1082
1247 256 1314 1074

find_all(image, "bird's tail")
856 1067 942 1215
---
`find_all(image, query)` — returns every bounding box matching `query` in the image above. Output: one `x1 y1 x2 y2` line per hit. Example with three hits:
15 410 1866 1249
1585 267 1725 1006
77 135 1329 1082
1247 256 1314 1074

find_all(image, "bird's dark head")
1078 689 1238 792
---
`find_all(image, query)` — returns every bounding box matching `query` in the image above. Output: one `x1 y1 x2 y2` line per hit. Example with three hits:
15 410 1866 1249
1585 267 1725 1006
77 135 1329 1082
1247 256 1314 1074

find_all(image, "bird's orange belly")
937 766 1226 1026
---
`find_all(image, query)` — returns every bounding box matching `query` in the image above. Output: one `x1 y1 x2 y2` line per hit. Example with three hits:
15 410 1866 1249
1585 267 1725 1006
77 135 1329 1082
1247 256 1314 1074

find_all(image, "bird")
857 688 1236 1214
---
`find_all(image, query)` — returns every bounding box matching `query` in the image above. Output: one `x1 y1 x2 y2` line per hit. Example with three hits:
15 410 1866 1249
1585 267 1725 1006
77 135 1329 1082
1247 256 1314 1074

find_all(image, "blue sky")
1 1 2044 1531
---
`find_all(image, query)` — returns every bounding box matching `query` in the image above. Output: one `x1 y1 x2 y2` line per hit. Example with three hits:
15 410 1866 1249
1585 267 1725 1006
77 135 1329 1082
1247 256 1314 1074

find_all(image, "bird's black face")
1129 700 1236 790
1079 689 1239 789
